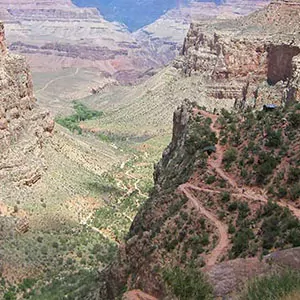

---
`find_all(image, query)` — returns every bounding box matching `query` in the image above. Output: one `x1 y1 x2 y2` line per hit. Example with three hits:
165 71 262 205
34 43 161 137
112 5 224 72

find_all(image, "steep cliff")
0 22 53 186
175 0 300 109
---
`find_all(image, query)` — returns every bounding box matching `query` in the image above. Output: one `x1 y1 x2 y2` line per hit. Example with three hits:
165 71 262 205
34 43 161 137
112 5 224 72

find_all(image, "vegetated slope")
97 100 300 299
0 21 164 300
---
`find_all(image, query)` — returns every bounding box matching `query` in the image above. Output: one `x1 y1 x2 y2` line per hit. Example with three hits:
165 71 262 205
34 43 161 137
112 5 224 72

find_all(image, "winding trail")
178 110 300 266
179 183 229 266
35 67 79 94
199 110 300 218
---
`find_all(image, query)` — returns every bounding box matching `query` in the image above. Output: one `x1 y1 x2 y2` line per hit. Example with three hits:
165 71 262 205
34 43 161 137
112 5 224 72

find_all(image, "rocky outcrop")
174 0 300 109
0 22 53 185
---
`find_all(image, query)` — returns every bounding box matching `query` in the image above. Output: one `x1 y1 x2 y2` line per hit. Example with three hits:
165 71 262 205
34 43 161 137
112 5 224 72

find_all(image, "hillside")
98 100 300 299
0 21 167 300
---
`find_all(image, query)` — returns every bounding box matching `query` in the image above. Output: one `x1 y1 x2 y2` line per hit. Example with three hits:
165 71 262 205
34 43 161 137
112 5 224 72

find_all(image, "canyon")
0 0 300 299
0 0 271 115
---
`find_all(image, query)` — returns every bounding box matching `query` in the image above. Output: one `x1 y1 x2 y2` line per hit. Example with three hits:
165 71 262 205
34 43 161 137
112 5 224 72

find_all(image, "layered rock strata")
175 0 300 109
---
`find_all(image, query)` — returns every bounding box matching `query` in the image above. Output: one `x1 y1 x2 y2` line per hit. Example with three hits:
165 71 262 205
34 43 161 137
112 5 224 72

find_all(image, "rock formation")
134 0 270 67
0 21 53 186
175 0 300 109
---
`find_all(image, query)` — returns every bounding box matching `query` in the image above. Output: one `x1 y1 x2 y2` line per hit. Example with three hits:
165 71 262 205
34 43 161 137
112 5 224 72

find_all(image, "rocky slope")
97 99 300 299
175 0 300 109
0 21 53 186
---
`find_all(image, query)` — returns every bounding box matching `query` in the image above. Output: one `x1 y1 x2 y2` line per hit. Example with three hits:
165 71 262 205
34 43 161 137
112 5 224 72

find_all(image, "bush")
231 227 254 258
206 175 216 184
265 129 282 148
288 168 300 184
240 271 300 300
223 148 238 167
289 112 300 128
163 265 213 300
221 192 231 203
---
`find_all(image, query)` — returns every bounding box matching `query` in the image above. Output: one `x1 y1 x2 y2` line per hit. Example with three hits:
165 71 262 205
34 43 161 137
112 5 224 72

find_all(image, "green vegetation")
258 202 300 251
30 269 98 300
186 115 217 155
228 200 300 259
223 148 238 168
56 101 103 133
163 265 213 300
240 271 300 300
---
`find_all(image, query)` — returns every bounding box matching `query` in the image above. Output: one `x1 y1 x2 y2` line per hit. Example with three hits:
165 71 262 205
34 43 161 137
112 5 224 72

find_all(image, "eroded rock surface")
0 22 53 186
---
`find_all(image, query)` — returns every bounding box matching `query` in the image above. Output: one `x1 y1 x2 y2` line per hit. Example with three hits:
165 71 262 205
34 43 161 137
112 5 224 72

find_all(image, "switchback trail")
179 183 229 266
177 110 300 267
199 110 300 219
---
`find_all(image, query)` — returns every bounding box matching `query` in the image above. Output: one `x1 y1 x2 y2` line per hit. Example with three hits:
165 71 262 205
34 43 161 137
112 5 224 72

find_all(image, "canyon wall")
174 0 300 109
0 0 159 85
134 0 270 67
0 22 53 186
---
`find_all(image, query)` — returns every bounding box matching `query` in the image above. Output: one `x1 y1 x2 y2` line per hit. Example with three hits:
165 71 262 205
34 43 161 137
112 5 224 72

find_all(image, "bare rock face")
0 22 53 186
175 0 300 109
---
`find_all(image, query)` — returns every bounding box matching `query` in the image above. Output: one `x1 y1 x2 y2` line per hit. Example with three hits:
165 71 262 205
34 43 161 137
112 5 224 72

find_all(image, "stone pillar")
0 22 7 55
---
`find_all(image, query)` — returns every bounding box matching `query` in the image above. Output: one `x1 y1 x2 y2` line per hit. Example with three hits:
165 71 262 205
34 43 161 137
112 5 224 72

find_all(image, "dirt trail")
198 110 300 218
35 67 79 93
179 183 229 266
123 290 158 300
177 110 300 266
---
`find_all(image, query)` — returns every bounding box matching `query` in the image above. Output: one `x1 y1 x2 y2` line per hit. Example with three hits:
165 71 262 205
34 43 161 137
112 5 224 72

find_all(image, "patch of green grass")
240 271 300 300
56 101 103 134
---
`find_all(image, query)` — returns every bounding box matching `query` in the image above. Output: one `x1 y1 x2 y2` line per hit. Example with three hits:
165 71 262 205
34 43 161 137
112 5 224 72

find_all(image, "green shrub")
221 192 231 203
265 129 282 148
240 271 300 300
163 264 213 300
288 168 300 184
206 175 216 184
223 148 238 167
289 112 300 128
231 227 254 258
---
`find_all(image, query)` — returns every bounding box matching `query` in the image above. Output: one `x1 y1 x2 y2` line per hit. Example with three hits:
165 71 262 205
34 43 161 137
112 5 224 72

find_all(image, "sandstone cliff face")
0 22 53 186
174 0 300 109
